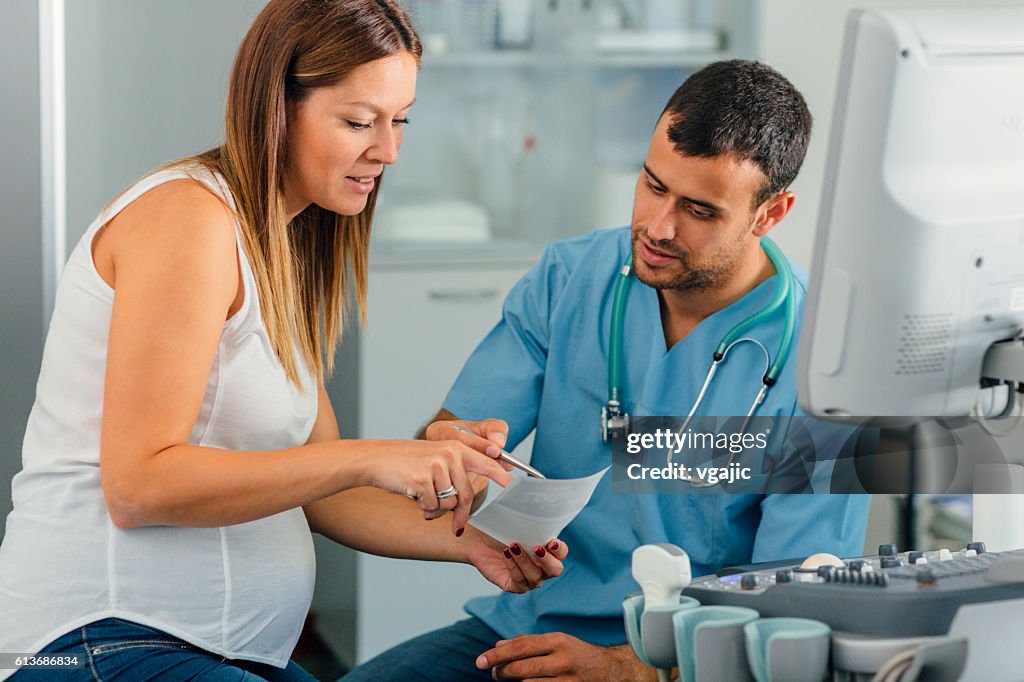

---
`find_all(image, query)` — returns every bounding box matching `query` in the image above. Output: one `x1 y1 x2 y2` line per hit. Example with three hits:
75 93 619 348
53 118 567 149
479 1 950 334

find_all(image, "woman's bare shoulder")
96 177 240 290
108 177 236 244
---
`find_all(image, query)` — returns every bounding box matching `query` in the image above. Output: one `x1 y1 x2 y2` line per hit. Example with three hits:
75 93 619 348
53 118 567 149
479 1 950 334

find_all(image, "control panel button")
800 553 844 570
775 569 794 583
741 574 758 590
880 556 902 569
878 544 898 556
909 551 927 565
966 542 987 555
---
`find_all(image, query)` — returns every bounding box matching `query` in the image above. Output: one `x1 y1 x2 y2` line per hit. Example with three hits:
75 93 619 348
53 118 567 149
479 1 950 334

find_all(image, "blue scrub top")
444 227 870 646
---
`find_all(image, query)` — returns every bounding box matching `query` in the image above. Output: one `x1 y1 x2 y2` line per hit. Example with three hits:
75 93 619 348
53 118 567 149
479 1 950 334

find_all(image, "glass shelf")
421 50 745 69
382 0 761 253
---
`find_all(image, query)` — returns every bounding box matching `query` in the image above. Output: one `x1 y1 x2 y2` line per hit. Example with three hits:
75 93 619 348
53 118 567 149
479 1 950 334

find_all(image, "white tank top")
0 164 319 677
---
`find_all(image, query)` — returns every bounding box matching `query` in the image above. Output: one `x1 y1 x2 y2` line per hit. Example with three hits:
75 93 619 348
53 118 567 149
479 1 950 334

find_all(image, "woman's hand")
360 439 512 536
418 417 513 520
462 529 568 593
422 419 565 593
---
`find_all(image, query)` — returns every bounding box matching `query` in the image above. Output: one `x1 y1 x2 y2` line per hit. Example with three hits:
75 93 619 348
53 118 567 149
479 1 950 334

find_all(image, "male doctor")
345 59 870 681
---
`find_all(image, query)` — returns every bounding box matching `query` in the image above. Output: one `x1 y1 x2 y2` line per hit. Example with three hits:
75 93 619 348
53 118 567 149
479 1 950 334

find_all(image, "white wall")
760 0 1024 269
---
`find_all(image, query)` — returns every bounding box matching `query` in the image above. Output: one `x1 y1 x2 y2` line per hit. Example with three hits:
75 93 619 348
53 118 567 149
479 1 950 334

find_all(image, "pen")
450 424 547 479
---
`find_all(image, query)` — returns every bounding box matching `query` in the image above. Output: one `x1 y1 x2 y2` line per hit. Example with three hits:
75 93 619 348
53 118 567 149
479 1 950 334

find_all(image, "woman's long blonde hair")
186 0 421 388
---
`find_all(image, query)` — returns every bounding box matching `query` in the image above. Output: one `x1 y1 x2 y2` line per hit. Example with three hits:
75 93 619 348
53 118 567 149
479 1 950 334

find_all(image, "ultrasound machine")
626 7 1024 681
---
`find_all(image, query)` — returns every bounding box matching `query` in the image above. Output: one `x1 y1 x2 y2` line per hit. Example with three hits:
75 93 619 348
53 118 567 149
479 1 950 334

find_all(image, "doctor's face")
630 115 769 292
282 52 417 219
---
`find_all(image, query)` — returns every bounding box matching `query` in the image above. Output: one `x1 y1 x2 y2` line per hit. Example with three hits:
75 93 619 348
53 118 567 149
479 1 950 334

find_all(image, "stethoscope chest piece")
601 402 630 443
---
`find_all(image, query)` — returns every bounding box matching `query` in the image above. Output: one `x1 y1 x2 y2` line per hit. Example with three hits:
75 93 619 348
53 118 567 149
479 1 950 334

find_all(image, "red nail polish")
456 527 464 537
548 541 559 551
503 548 513 559
511 544 522 556
535 546 546 558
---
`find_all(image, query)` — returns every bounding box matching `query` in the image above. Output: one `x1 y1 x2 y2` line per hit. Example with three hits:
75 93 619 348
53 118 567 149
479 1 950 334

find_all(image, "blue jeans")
11 618 317 681
341 617 499 681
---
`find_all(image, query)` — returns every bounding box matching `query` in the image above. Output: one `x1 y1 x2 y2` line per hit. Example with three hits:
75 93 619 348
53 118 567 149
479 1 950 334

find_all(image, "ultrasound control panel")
682 543 1024 638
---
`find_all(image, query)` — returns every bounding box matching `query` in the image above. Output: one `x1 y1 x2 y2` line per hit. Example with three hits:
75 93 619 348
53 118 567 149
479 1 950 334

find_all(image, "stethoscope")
601 237 798 487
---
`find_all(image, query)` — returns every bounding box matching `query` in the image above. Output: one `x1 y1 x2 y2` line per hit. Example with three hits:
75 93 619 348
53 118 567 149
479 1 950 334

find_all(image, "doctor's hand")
360 440 513 535
477 635 658 682
462 531 568 594
424 417 511 464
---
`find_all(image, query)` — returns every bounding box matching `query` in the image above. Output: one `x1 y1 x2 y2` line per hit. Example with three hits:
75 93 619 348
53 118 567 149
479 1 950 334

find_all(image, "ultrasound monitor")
798 6 1024 420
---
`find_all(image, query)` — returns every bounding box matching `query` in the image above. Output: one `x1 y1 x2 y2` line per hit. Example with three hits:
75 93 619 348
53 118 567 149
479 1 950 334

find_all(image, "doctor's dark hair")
661 60 812 207
176 0 420 389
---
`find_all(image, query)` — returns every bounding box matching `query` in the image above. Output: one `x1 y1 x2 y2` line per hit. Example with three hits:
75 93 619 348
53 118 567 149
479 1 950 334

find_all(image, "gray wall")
65 0 264 250
0 0 44 537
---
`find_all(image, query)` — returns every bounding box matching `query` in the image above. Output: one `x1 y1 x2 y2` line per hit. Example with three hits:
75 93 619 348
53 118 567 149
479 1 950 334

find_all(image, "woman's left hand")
462 529 568 593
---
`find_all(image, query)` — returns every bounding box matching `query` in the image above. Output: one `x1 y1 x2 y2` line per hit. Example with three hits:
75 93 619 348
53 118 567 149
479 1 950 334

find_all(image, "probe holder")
623 593 699 670
673 605 759 682
743 617 831 682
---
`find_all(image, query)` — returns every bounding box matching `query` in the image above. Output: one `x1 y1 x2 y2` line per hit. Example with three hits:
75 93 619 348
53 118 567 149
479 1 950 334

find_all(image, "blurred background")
1 0 1011 677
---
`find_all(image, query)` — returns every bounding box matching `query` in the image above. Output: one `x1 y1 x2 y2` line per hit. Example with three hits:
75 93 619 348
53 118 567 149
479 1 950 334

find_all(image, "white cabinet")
359 259 535 437
317 253 539 667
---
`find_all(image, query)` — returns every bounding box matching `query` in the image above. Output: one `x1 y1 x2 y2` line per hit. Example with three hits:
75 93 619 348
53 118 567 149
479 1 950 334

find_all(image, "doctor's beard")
630 225 747 292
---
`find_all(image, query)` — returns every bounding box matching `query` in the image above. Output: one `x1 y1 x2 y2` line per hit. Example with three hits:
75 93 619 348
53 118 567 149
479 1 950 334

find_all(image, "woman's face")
283 51 418 219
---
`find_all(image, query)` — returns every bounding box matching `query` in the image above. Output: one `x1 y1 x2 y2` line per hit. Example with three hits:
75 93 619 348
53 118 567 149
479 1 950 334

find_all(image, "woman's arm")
303 388 485 558
97 180 510 529
303 391 567 591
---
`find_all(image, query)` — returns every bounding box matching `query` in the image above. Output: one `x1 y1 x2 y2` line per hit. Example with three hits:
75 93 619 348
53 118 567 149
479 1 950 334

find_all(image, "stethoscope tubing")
606 236 797 486
668 337 772 485
608 261 634 411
